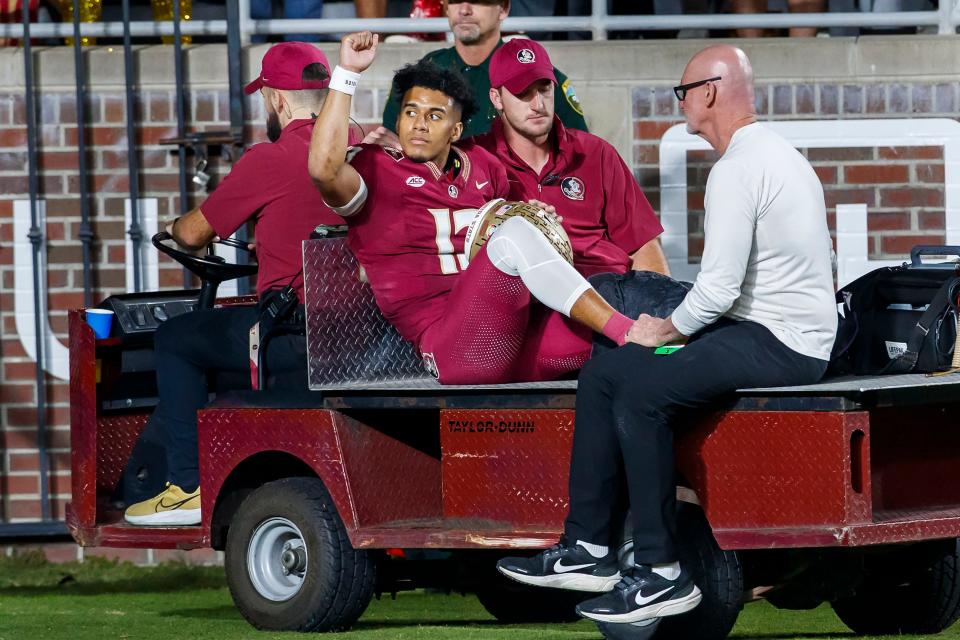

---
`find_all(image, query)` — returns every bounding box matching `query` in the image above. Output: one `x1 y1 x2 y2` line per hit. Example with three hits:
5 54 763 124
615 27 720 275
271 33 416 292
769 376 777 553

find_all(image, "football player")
308 32 634 384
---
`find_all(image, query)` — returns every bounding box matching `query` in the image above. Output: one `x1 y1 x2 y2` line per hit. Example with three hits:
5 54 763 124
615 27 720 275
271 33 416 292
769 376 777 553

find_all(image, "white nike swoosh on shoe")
553 559 596 573
475 181 489 189
635 586 674 606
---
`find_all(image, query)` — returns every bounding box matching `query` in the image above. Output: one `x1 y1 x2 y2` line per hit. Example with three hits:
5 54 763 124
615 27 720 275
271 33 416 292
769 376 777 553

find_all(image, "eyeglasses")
673 76 722 101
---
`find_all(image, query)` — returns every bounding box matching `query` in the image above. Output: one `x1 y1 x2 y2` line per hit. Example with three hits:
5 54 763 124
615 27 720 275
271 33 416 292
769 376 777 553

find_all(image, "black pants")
150 303 307 492
563 319 827 565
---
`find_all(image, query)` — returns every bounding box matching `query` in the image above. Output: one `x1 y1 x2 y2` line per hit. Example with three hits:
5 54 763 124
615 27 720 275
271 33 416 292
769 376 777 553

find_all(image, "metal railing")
1 0 247 538
16 0 57 538
1 0 957 41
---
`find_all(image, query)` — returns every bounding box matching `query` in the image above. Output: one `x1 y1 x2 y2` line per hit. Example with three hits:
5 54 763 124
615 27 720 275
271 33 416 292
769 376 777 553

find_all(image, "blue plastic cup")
85 309 114 339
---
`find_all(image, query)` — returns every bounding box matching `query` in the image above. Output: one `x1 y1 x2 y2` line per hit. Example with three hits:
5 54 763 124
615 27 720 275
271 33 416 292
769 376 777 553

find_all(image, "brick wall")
632 81 958 262
0 77 384 561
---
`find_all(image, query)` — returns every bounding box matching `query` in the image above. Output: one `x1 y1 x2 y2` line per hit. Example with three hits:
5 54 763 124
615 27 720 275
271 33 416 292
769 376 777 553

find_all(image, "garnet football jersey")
342 143 510 347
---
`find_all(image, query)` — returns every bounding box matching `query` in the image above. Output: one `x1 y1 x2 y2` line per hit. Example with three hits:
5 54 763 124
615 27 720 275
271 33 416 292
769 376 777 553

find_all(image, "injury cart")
67 234 960 638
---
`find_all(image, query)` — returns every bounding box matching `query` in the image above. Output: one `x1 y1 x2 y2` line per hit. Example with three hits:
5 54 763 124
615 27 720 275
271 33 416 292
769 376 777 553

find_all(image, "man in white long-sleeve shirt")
496 45 837 625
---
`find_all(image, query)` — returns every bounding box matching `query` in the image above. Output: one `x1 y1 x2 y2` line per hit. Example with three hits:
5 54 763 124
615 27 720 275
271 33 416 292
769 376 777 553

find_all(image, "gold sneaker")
124 483 201 526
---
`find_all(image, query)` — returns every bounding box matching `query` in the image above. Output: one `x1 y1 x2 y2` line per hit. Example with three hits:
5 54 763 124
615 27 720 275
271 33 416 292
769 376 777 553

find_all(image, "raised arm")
308 31 379 209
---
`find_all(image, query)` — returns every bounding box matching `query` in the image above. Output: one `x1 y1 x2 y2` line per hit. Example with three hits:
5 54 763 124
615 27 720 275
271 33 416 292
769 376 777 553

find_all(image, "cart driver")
123 42 353 527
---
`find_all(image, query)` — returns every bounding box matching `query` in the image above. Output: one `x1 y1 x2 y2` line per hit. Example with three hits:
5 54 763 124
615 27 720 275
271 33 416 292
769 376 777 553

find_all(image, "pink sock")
601 312 633 346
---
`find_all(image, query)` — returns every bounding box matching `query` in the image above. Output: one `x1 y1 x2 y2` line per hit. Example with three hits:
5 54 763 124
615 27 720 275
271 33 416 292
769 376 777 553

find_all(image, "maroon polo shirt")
201 118 345 301
471 117 663 277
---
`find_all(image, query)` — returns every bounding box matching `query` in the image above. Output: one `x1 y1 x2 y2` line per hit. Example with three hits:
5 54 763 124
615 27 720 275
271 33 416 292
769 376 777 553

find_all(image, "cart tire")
475 577 586 623
654 503 743 640
831 538 960 636
608 503 743 640
224 477 376 632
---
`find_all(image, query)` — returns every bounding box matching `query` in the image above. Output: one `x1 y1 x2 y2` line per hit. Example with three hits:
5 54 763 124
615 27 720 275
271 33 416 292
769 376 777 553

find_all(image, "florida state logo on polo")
561 177 585 200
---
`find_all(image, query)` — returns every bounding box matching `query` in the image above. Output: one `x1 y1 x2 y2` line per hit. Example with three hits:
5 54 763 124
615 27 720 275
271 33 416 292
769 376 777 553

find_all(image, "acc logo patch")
448 185 459 198
406 176 426 188
517 48 535 64
560 78 584 116
561 177 584 200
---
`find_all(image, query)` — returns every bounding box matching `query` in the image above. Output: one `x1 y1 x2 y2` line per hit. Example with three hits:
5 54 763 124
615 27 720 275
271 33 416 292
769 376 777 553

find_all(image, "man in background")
472 38 668 278
370 0 587 145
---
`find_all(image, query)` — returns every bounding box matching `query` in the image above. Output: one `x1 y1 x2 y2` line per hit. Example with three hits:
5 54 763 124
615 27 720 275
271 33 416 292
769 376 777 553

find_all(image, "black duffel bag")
831 246 960 375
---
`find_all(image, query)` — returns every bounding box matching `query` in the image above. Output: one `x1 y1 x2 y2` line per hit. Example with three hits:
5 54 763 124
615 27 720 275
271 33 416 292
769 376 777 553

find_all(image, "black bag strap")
880 277 959 374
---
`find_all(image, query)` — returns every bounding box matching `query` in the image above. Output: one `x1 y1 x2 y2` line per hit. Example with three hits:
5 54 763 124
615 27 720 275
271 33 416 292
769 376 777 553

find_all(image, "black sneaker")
575 564 702 623
496 540 621 592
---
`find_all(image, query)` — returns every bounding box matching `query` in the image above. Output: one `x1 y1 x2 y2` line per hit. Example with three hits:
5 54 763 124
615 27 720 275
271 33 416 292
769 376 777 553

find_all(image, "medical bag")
830 246 960 375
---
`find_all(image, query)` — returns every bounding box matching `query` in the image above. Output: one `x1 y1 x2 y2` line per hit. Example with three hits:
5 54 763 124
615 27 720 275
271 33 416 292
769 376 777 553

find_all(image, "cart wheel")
596 618 662 639
609 502 743 640
475 564 587 623
831 538 960 635
224 477 376 632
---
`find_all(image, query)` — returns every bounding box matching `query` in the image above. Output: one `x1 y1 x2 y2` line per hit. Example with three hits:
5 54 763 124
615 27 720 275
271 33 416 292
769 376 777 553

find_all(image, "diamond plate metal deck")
300 238 960 401
676 411 872 531
441 410 575 526
741 370 960 393
303 238 431 390
198 407 442 544
322 379 579 391
95 414 149 494
310 371 960 394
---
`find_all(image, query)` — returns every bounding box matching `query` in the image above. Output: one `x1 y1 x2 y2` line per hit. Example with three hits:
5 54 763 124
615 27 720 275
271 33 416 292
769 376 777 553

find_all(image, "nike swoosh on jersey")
475 181 489 189
553 559 596 573
635 586 674 606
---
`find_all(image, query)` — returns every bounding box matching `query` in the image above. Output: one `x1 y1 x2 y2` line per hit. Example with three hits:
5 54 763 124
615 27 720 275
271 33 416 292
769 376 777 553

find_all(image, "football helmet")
464 199 574 265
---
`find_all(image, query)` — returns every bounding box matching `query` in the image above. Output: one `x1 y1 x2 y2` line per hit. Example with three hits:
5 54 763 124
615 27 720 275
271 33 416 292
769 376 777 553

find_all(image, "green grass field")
0 552 957 640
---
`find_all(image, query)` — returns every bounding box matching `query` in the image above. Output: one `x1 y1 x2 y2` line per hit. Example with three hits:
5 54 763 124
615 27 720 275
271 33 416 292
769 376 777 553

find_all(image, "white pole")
125 199 159 293
592 0 608 40
238 0 253 46
13 201 70 381
0 20 229 39
0 11 951 39
937 0 953 34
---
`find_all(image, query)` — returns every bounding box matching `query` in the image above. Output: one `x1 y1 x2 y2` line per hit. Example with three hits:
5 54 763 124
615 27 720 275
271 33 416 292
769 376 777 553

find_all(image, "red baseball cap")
244 42 331 95
489 38 556 95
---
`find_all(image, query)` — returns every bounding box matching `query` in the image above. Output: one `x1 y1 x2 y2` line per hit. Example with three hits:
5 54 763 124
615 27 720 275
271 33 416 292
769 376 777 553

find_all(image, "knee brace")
486 216 591 316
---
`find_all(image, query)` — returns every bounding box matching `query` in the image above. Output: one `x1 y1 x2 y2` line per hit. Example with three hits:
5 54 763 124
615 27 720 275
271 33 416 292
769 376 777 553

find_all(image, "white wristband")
330 66 361 96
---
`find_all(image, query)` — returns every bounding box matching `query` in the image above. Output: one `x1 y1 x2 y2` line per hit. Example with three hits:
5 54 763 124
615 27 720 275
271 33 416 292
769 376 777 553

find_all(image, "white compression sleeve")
485 216 591 316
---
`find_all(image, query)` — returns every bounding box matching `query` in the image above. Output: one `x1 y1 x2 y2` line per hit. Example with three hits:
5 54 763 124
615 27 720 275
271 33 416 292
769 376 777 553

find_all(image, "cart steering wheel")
152 231 259 309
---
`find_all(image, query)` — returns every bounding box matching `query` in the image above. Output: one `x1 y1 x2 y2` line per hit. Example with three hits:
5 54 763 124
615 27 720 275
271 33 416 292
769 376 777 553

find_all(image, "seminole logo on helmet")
464 199 574 266
517 48 535 64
